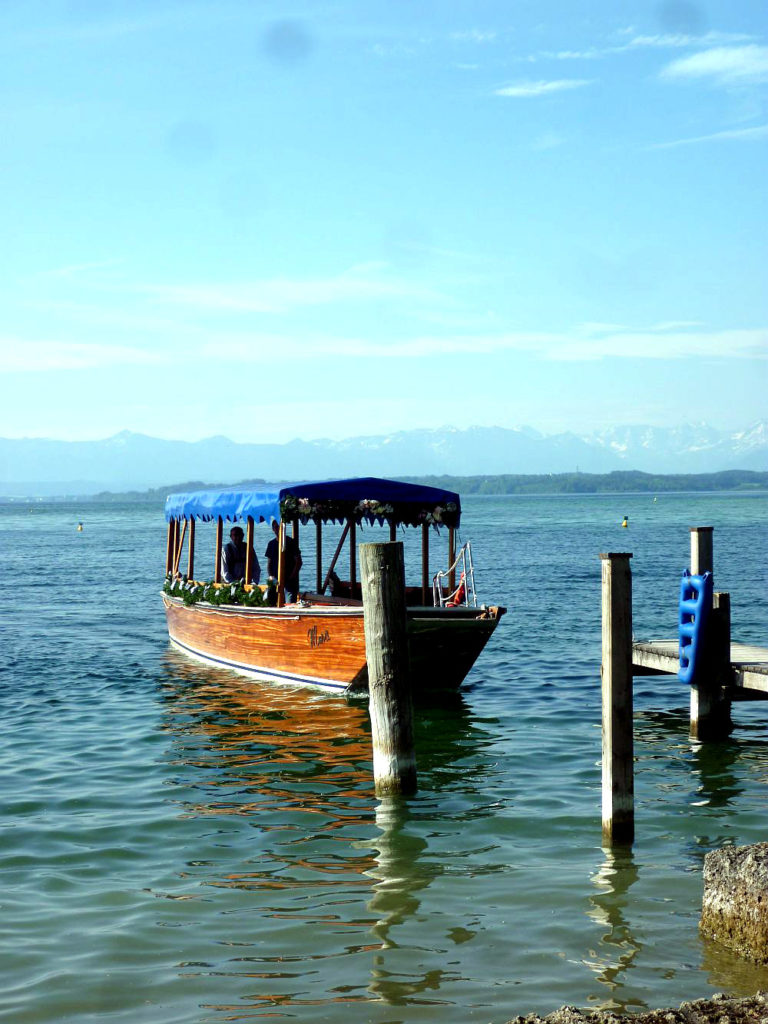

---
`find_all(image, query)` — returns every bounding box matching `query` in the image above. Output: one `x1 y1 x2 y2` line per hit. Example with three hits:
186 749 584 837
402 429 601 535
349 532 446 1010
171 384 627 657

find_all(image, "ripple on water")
1 495 767 1023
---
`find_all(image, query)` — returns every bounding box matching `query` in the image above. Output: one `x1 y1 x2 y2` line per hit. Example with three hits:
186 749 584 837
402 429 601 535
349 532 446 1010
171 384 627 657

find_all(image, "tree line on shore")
75 468 768 502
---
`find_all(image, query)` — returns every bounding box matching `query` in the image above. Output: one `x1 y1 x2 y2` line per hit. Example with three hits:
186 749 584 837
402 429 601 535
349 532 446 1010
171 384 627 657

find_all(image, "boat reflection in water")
158 651 490 1016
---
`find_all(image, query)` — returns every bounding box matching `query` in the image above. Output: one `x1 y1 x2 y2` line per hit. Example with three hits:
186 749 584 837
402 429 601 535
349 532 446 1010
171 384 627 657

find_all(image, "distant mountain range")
1 422 765 497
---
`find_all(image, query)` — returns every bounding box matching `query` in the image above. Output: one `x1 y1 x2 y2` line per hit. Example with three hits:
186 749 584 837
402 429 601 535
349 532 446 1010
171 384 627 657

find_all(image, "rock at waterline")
700 842 768 964
506 991 768 1024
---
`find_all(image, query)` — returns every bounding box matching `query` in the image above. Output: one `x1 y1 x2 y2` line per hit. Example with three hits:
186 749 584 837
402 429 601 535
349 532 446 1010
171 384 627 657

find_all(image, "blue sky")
1 0 766 443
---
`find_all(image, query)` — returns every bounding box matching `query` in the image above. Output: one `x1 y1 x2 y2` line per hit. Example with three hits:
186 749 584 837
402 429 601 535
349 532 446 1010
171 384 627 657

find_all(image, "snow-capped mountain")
0 422 765 496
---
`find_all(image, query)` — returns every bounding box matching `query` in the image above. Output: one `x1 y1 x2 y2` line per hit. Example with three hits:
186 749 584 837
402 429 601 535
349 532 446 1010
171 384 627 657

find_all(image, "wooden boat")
162 477 505 693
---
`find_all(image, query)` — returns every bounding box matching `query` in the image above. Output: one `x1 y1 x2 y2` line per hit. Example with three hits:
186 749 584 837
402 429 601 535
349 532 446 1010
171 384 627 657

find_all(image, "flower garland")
163 574 277 608
279 494 458 528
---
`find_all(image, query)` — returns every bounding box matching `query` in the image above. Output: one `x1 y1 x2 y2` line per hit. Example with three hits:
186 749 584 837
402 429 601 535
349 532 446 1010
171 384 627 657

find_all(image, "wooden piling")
360 542 417 797
688 527 732 740
691 590 733 740
690 526 714 577
600 552 634 845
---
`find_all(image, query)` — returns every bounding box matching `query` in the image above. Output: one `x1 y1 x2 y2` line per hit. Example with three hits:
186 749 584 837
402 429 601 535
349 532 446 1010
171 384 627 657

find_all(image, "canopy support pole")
292 519 300 594
245 516 255 586
173 520 187 576
187 518 195 581
448 526 456 592
277 522 286 607
421 523 429 605
214 517 223 583
350 522 357 598
316 521 322 592
165 521 174 575
322 522 350 594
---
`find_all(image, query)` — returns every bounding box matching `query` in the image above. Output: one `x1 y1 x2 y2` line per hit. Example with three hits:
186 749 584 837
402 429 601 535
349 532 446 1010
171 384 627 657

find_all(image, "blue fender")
678 569 713 685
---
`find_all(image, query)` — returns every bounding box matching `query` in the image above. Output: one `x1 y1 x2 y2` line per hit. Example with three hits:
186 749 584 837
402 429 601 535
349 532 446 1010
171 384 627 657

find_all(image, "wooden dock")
633 640 768 698
601 528 766 844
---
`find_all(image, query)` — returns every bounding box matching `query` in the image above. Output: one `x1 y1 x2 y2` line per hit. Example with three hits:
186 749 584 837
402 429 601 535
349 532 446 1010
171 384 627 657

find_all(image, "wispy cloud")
450 29 497 44
201 325 767 363
5 6 208 47
1 340 165 372
558 322 763 358
4 323 765 372
649 123 768 149
33 258 124 280
142 269 441 314
495 79 593 98
541 31 757 62
529 132 566 150
627 31 755 50
661 45 768 85
547 327 767 361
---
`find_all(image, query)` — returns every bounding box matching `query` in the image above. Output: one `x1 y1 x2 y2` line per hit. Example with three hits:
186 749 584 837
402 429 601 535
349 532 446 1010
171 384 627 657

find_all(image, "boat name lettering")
307 626 331 648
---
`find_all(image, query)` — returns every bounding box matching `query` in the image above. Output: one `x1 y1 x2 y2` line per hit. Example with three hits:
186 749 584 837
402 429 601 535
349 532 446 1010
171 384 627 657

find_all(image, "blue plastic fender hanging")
678 569 713 685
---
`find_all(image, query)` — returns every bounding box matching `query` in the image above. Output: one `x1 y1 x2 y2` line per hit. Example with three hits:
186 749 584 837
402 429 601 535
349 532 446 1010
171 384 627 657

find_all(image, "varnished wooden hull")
162 594 504 693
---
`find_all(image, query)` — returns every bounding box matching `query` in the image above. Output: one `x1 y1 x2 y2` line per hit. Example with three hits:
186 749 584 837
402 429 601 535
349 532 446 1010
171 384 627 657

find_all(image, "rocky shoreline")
507 991 768 1024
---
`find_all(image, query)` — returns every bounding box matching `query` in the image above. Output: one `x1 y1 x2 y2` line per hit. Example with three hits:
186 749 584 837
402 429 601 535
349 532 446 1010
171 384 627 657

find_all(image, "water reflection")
366 798 433 949
700 924 768 997
584 846 643 1011
364 797 449 1005
157 651 487 1017
689 738 744 811
159 649 375 800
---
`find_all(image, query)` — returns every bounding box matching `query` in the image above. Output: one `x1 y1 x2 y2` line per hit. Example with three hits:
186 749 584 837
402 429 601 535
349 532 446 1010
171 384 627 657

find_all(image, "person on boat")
222 526 261 584
265 520 302 602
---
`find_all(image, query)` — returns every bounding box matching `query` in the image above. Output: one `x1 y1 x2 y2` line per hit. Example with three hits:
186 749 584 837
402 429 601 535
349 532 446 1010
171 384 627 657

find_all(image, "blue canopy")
165 477 461 528
165 487 281 525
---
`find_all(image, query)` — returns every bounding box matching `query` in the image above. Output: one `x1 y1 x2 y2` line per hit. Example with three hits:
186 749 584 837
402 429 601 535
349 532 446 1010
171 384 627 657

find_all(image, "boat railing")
432 541 477 608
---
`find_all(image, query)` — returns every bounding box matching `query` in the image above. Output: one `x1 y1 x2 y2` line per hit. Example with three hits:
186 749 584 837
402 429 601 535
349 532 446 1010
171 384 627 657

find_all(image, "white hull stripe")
168 636 350 692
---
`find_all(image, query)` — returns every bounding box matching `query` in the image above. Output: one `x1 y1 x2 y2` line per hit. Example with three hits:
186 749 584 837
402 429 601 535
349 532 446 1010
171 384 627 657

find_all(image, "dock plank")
632 640 768 696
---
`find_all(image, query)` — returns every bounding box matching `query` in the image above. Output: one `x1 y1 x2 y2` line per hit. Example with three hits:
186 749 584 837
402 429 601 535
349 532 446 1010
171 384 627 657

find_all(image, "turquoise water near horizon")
1 492 767 1023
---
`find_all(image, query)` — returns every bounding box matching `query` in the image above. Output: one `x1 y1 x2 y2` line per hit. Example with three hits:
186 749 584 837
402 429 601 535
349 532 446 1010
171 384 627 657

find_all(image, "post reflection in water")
156 651 486 1018
363 796 447 1006
584 846 643 1012
689 737 744 811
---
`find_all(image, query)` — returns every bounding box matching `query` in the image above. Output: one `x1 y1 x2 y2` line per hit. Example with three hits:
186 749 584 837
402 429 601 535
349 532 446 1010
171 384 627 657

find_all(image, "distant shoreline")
2 469 765 503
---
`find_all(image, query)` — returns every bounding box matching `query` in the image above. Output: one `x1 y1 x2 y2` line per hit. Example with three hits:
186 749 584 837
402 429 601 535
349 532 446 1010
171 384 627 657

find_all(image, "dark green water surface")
1 493 767 1023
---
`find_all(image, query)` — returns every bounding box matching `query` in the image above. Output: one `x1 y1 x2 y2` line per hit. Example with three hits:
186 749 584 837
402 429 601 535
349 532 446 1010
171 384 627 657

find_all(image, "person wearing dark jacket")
264 520 302 601
222 526 261 583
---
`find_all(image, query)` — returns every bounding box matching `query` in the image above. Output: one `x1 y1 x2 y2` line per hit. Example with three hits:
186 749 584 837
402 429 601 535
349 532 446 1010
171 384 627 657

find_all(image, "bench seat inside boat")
303 582 441 607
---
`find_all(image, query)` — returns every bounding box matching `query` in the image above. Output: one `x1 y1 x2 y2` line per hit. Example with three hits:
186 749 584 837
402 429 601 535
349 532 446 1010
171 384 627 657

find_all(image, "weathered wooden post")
600 552 634 845
691 590 733 740
360 541 417 796
689 527 733 740
690 526 713 578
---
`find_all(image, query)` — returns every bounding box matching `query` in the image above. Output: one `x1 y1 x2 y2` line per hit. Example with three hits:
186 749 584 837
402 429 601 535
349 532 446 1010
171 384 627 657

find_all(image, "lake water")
1 492 767 1023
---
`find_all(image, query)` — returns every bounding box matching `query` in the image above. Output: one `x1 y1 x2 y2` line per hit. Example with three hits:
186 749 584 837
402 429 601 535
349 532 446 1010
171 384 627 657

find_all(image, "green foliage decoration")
163 573 269 608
